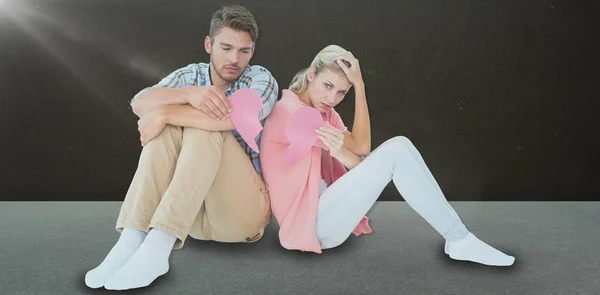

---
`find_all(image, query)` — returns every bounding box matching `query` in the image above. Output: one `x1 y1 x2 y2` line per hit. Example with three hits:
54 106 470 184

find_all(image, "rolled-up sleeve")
130 63 200 107
239 68 279 122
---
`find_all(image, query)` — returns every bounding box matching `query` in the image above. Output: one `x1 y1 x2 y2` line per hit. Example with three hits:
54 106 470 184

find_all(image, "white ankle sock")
445 233 515 266
85 228 147 288
104 227 177 290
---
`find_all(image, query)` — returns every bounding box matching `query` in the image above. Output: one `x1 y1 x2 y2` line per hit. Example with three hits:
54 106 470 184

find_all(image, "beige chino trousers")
115 125 271 249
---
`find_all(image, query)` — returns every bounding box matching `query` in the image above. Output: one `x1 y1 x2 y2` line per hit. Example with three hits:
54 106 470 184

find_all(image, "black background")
0 0 598 201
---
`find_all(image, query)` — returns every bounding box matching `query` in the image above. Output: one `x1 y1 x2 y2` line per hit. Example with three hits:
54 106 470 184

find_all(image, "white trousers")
315 136 470 249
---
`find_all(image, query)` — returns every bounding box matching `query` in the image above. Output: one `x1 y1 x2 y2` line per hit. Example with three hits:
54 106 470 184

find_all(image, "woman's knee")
377 136 413 155
386 136 412 147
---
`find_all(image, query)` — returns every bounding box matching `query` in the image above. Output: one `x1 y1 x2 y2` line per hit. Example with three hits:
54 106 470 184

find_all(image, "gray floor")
1 201 598 295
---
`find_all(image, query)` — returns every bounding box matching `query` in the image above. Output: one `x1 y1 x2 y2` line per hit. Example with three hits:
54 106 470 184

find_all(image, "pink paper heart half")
284 106 325 165
228 89 263 153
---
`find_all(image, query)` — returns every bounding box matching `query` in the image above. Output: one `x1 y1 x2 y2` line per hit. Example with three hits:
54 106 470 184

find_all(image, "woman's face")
306 68 352 113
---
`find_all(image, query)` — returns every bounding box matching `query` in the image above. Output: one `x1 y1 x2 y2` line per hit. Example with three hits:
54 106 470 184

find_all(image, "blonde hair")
289 45 349 94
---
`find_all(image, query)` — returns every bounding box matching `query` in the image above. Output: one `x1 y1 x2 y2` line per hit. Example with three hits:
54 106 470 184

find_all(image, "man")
85 5 278 290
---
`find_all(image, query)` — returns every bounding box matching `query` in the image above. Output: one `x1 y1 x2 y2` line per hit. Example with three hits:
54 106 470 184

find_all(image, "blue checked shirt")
131 63 279 175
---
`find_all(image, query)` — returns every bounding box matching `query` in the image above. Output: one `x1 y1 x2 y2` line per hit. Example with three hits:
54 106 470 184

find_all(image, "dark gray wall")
1 0 598 201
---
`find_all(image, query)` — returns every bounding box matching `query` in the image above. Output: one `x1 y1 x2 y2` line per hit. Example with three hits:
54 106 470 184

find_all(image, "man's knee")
182 126 221 137
142 125 182 150
182 127 229 146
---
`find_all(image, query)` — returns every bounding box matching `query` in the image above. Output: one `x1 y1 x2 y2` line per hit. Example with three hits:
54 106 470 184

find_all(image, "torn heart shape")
284 106 325 165
228 89 263 153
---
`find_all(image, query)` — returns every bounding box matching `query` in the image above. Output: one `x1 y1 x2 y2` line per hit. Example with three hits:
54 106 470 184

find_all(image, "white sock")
445 233 515 266
104 227 176 290
85 228 147 288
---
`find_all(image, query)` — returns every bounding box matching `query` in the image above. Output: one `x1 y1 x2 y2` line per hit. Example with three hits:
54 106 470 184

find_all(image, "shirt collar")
203 63 251 96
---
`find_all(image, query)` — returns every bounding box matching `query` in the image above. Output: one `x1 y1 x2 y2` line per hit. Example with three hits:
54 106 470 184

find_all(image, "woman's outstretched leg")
315 136 514 266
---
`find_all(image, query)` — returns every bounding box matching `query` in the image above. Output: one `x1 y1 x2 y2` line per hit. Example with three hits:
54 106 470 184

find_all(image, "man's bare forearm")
131 87 195 117
160 104 235 131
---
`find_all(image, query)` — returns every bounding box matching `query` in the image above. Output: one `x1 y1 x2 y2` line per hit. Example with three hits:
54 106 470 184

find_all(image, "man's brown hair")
209 5 258 43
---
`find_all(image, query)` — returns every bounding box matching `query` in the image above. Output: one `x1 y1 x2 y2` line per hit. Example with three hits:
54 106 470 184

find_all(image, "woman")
259 45 515 267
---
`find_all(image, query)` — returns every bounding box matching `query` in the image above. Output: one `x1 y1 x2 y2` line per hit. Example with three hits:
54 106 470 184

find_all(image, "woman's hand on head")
335 51 364 86
316 122 345 157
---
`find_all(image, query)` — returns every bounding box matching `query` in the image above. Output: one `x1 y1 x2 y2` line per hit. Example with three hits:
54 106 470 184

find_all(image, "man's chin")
220 70 242 81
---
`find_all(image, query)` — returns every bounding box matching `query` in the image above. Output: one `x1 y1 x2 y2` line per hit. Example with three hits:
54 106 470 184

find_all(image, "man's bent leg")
104 128 230 291
86 125 183 289
148 127 229 249
115 125 184 233
189 132 271 243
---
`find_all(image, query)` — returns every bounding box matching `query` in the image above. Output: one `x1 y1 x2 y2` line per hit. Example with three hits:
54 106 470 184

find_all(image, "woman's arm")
317 123 364 169
331 146 364 169
335 52 371 156
343 82 371 156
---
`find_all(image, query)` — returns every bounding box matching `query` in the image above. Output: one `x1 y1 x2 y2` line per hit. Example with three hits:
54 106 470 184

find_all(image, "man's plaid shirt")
131 63 279 175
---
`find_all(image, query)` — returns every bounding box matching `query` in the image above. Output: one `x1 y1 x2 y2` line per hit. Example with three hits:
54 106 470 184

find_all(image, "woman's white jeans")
315 136 470 249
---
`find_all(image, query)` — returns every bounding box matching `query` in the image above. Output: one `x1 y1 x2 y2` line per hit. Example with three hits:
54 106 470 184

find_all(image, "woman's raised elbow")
358 143 371 156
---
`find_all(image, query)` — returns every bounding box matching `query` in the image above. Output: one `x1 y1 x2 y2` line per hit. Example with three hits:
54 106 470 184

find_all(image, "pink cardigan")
260 90 372 253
